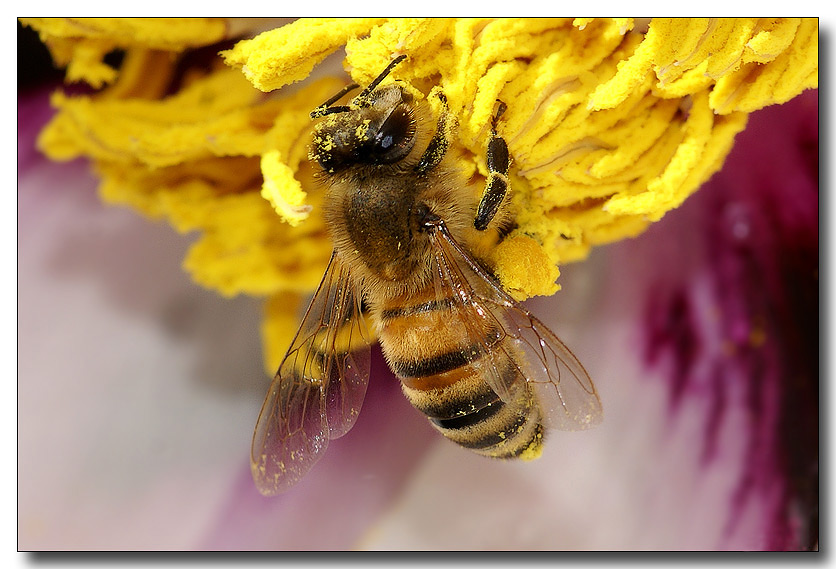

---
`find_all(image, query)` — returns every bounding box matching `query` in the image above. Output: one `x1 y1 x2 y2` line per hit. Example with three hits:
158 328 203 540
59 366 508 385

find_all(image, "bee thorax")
335 180 430 283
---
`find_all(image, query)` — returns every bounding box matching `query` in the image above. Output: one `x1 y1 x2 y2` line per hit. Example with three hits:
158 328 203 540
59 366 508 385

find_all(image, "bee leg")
416 92 452 175
474 101 510 231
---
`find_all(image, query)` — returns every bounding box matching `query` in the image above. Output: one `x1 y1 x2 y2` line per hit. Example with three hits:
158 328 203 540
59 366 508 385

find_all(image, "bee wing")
251 252 371 496
430 225 602 431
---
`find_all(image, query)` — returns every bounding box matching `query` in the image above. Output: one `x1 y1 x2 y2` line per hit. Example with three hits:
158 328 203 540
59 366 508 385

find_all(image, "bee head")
310 84 417 174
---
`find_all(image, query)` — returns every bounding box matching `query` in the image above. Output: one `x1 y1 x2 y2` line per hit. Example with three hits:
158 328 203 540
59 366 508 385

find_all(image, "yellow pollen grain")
518 431 544 461
355 120 371 139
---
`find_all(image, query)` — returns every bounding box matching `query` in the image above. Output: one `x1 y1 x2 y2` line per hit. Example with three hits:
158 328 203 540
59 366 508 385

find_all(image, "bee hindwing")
251 252 371 496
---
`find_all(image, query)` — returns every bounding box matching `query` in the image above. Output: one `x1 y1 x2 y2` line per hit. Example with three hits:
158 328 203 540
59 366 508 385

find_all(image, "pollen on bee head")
312 133 335 152
309 134 335 166
355 119 371 139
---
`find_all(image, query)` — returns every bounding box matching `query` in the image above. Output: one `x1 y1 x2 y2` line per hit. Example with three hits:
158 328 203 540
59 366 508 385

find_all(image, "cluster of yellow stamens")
23 18 818 371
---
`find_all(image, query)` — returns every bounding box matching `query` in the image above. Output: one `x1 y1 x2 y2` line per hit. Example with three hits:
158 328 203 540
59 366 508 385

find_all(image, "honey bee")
251 55 602 495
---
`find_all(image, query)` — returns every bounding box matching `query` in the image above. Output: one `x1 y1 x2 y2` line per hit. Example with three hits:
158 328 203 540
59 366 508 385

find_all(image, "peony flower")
18 18 817 550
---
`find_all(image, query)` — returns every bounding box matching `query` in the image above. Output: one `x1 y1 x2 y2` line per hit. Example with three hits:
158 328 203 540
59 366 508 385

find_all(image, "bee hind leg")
474 101 510 231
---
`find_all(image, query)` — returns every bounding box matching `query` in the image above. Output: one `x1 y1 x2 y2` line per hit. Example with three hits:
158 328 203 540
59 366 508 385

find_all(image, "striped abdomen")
377 287 544 460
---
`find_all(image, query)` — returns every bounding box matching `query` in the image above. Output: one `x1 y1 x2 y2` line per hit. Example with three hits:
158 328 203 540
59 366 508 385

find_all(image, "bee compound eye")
371 105 416 163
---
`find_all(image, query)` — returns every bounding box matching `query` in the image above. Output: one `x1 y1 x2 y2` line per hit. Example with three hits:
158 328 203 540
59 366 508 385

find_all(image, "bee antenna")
310 83 361 119
353 54 408 107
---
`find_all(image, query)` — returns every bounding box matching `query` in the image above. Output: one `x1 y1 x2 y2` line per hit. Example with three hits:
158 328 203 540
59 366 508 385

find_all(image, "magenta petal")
628 90 818 550
18 86 56 172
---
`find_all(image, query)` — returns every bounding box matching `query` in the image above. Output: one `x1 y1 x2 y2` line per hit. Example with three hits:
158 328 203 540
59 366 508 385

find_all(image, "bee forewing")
429 236 514 403
502 309 602 430
430 225 602 431
251 252 372 495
